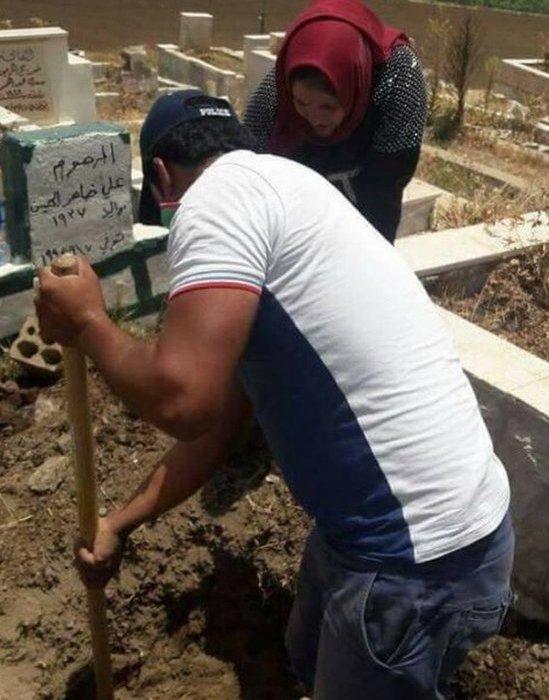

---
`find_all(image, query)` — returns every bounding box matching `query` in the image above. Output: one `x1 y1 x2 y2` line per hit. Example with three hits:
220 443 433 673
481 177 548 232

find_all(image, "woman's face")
291 81 346 137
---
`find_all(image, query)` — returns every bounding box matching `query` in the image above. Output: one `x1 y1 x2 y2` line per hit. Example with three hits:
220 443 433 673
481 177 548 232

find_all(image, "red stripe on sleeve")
169 281 263 301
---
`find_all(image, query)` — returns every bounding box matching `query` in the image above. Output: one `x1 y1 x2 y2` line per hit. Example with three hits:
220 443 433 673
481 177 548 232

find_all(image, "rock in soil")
27 455 69 494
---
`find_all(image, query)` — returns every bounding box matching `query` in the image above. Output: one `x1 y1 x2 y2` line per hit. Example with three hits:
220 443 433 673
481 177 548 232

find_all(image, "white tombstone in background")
64 52 97 123
0 27 96 126
179 13 213 53
269 32 285 55
243 34 270 82
246 49 276 98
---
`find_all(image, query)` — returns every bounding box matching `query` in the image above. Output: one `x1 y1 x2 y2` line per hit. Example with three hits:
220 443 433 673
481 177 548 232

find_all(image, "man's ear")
152 157 174 202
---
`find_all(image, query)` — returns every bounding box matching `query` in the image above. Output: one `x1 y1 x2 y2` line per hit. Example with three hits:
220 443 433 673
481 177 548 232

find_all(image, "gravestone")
179 13 213 53
0 27 96 126
0 123 134 266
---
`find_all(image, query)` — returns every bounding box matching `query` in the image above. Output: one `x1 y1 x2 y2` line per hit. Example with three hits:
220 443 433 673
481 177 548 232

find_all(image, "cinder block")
0 123 134 266
9 315 62 376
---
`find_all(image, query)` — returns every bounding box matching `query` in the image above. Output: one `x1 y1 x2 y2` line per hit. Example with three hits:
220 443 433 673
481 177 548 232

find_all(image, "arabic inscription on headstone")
0 42 53 120
26 131 133 266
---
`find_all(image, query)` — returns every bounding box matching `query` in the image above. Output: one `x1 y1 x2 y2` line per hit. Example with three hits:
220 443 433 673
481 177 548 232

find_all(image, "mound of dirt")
1 371 548 699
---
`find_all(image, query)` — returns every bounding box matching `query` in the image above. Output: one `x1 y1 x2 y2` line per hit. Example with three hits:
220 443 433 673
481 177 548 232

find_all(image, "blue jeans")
286 514 514 699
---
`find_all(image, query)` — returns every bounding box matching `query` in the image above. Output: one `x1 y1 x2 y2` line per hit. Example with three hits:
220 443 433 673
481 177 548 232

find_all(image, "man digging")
36 90 514 699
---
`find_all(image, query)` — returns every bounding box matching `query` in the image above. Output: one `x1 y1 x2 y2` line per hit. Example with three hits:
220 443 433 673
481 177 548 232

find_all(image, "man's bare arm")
76 384 251 588
108 384 250 535
36 258 259 440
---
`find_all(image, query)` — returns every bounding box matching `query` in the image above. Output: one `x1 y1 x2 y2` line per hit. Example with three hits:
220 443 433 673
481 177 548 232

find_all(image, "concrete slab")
396 211 548 277
437 305 549 622
495 58 549 102
397 179 446 238
534 119 549 146
0 106 32 130
242 34 269 83
157 44 239 100
438 307 549 415
64 52 96 123
146 250 171 297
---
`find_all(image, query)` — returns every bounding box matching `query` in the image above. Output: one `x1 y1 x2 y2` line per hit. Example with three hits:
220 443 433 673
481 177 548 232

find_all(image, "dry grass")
452 129 549 185
433 187 548 229
433 246 549 360
422 94 548 229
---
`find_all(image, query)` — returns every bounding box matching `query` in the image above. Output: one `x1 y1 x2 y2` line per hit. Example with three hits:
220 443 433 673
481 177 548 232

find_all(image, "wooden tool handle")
51 253 80 278
52 254 114 700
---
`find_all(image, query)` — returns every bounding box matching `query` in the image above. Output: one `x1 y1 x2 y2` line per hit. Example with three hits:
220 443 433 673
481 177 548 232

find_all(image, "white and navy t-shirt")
168 150 510 565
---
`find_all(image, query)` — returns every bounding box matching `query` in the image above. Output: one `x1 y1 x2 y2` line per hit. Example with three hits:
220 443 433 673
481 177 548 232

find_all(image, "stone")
0 27 66 124
28 455 68 494
33 393 60 424
179 12 213 53
507 99 529 121
495 58 549 103
0 123 133 265
157 43 238 100
121 45 149 76
396 179 446 238
396 211 549 279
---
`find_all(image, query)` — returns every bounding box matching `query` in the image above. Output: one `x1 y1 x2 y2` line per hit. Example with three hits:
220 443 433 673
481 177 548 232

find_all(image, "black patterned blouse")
244 45 427 243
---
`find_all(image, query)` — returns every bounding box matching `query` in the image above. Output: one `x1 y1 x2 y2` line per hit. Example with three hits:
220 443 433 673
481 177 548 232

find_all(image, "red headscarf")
269 0 408 155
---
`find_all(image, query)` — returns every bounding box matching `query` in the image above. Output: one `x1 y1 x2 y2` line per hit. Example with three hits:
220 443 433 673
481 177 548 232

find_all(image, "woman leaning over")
244 0 428 243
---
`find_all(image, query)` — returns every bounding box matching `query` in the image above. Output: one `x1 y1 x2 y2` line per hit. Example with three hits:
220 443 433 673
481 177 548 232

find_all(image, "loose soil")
433 251 549 360
1 366 548 699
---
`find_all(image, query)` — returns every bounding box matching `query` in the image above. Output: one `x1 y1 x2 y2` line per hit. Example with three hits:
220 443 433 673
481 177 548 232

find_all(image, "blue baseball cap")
138 89 239 225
